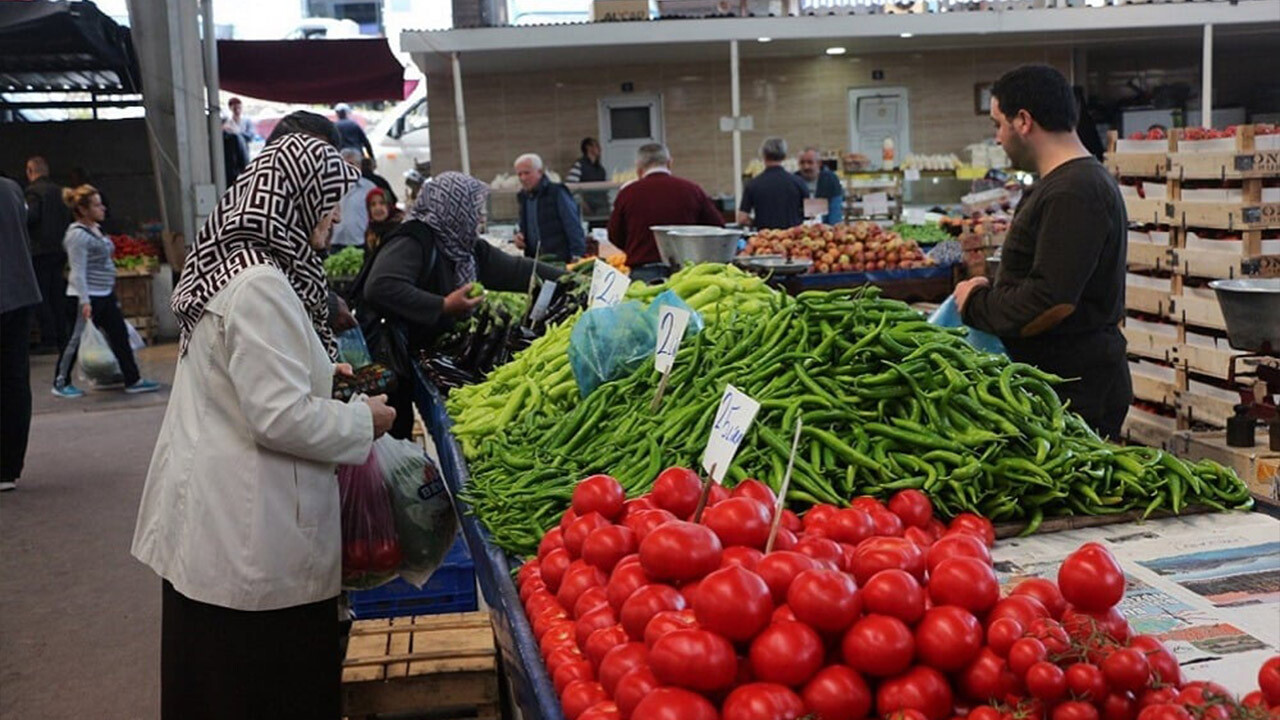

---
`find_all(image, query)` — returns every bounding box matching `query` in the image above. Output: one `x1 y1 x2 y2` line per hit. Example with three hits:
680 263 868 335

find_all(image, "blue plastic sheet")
568 301 656 398
928 294 1008 356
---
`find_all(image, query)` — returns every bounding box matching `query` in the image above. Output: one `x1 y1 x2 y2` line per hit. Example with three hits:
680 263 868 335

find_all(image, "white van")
368 84 430 203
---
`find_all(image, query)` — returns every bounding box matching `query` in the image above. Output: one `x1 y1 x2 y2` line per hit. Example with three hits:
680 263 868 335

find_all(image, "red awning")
216 38 404 104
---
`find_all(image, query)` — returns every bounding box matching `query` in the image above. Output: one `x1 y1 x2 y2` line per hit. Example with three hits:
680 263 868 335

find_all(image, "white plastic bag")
77 321 122 385
127 322 145 352
374 436 459 588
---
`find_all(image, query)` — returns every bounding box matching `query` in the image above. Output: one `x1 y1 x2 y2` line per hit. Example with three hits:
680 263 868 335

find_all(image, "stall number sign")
702 384 761 484
653 305 691 374
590 260 628 309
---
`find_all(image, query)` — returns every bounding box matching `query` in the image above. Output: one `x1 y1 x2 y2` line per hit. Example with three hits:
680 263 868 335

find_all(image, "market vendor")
737 137 808 230
512 153 586 263
607 142 724 283
796 146 844 224
955 65 1131 440
358 172 564 439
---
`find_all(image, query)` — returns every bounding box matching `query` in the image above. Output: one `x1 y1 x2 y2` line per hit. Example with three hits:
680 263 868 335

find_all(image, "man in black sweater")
956 65 1131 440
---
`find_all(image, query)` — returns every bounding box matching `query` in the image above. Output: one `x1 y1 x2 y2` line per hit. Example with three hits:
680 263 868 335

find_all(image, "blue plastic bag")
646 289 705 339
928 295 1008 356
569 301 658 397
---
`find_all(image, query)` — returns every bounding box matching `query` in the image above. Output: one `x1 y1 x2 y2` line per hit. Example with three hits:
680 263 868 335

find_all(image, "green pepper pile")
452 277 1252 557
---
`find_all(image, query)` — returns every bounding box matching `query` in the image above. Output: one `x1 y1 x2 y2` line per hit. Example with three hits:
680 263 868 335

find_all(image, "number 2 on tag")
653 305 690 374
590 260 627 309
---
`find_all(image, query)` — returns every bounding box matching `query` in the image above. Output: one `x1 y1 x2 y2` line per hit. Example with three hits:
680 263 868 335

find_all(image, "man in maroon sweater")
607 143 724 281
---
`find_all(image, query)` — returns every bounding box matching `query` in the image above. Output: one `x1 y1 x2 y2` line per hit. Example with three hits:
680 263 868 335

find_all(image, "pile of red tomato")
515 468 1280 720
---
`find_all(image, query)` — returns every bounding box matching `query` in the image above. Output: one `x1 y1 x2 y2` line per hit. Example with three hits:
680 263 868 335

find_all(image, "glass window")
609 107 652 140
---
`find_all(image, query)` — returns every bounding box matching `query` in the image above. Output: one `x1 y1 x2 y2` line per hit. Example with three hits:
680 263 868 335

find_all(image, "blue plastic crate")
348 536 478 619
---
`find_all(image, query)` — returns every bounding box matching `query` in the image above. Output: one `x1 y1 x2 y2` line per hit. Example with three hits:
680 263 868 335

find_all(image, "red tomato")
801 665 872 720
842 614 914 678
929 556 1000 614
1058 542 1126 612
542 548 573 594
613 666 659 720
597 642 648 696
1137 706 1192 720
651 467 703 519
620 584 686 640
1027 618 1072 655
1054 701 1101 720
755 551 819 604
1065 662 1109 702
957 648 1019 703
1008 637 1048 677
707 484 730 507
731 478 777 508
605 560 650 613
1128 635 1181 687
1025 661 1067 701
1261 656 1280 706
823 508 876 545
1101 647 1150 693
851 496 886 514
518 560 542 586
639 521 723 582
343 539 370 571
904 526 935 548
694 565 774 641
1064 605 1130 647
545 645 586 676
987 595 1050 631
914 606 983 672
540 621 578 657
1102 693 1139 720
538 529 565 560
968 706 1002 720
795 537 845 569
624 508 678 541
803 504 839 531
1242 691 1267 710
630 688 719 720
560 508 579 533
925 533 992 573
1012 577 1068 619
522 578 549 604
532 605 570 641
888 489 934 528
773 527 798 551
678 580 700 609
722 683 806 720
561 679 609 720
721 545 765 570
558 561 608 611
578 701 621 720
771 604 797 623
553 659 594 695
947 513 995 547
584 625 630 669
576 604 619 648
780 509 802 532
703 496 773 549
618 496 655 522
574 586 610 620
649 628 737 693
749 620 825 687
876 665 954 720
986 617 1024 657
1139 688 1178 709
870 509 906 537
787 568 860 634
573 475 626 521
852 536 925 584
643 608 698 648
861 569 925 624
581 525 637 574
565 513 612 558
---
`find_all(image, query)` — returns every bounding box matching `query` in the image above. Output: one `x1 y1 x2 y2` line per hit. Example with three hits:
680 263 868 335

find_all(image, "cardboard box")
591 0 655 21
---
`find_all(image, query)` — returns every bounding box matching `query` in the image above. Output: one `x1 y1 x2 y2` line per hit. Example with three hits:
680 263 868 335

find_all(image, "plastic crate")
348 537 478 619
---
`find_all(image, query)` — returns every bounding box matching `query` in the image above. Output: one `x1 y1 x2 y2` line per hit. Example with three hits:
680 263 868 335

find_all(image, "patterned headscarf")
407 171 489 289
172 134 359 358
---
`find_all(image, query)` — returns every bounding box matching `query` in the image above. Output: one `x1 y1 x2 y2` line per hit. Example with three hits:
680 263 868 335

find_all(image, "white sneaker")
0 480 16 492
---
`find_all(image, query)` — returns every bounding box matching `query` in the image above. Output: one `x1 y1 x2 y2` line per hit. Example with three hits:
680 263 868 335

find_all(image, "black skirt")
161 580 342 720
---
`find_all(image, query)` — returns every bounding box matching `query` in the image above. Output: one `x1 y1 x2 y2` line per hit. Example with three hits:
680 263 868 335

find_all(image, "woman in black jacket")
359 171 562 438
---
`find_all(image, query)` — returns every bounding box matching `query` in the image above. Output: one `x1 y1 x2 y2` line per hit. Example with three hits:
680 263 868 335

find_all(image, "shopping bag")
76 321 122 385
928 294 1008 356
336 325 373 369
338 446 402 590
569 300 658 397
127 322 146 351
373 436 459 588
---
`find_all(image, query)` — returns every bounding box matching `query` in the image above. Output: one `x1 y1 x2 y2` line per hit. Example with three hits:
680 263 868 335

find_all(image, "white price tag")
589 260 628 309
904 168 922 181
529 280 557 323
701 384 761 484
653 304 691 375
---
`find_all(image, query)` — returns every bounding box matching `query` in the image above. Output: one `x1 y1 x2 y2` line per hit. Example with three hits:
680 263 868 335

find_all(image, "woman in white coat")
132 133 396 719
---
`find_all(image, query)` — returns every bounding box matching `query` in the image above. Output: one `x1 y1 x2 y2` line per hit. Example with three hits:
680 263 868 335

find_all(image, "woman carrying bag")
51 184 159 397
131 133 397 720
354 172 563 439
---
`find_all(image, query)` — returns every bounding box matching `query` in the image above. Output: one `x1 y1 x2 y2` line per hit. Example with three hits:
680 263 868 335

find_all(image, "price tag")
653 304 691 374
529 280 557 323
701 384 761 484
589 260 628 309
904 168 922 181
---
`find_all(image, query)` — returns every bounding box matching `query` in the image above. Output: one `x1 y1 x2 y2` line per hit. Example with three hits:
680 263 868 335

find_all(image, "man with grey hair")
796 146 844 224
514 153 584 263
331 147 376 249
737 136 807 230
608 142 723 282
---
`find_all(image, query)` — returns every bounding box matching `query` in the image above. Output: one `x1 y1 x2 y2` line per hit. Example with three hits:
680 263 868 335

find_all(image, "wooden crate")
1171 246 1254 280
1169 293 1227 331
1128 242 1170 271
1124 197 1169 227
1106 152 1167 179
1171 430 1280 500
342 611 499 720
1131 370 1179 407
1168 201 1280 231
1126 285 1171 316
1172 342 1249 382
115 272 154 317
1122 324 1176 363
1168 149 1280 181
1176 387 1239 428
1122 407 1177 449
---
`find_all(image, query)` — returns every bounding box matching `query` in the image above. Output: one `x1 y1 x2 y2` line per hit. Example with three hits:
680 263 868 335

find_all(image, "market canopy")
0 0 141 94
216 38 405 104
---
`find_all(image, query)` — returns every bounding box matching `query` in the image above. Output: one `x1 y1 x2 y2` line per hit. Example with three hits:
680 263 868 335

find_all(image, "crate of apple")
742 222 933 274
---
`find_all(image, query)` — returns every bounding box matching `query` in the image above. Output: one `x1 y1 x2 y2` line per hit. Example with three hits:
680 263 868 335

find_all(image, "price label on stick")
653 304 691 374
589 260 628 309
701 384 761 484
529 280 557 323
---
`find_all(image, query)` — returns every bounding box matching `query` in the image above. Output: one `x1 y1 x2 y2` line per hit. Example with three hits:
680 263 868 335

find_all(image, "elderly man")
331 148 376 249
608 143 723 282
796 147 844 224
737 137 807 230
514 153 585 263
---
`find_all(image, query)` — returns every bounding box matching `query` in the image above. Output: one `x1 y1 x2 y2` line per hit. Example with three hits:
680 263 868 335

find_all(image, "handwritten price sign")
653 304 691 374
589 260 629 309
701 384 761 484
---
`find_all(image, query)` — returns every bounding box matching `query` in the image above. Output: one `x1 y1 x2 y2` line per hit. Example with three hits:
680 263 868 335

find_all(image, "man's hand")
954 276 990 312
81 303 92 320
443 283 484 317
735 211 752 227
365 393 396 439
513 232 526 250
335 363 355 378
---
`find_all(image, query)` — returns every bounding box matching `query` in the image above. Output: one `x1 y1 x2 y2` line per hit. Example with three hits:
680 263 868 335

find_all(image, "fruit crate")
348 537 478 620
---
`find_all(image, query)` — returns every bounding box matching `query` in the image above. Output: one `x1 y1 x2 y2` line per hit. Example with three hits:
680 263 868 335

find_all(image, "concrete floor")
1 343 178 720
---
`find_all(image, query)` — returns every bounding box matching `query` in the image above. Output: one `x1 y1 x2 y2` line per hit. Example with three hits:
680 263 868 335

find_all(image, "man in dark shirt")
334 103 373 159
956 65 1131 440
607 143 724 281
738 137 807 230
566 137 609 219
796 147 845 225
23 156 72 352
513 153 585 263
